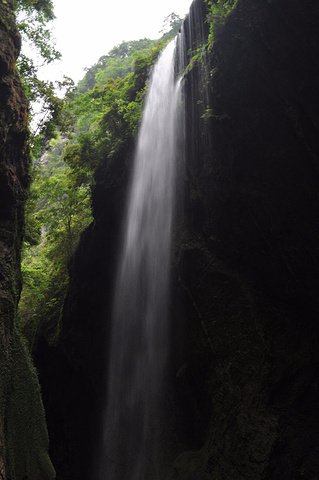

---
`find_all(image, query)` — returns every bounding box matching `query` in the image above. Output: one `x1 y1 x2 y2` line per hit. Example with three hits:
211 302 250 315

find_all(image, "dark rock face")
0 0 28 340
0 3 55 479
40 0 319 478
171 0 319 478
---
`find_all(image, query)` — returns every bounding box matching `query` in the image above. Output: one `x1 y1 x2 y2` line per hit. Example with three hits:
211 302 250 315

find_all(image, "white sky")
38 0 193 85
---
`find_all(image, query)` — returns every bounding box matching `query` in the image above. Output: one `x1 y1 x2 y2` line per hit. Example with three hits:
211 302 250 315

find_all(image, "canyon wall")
35 0 319 478
0 2 55 478
171 0 319 478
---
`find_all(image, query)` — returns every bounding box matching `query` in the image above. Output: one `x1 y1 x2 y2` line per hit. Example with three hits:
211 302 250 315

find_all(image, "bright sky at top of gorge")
39 0 193 84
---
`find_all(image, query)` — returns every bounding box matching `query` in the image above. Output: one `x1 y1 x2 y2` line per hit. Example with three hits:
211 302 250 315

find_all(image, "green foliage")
185 43 207 75
72 15 184 168
13 0 75 143
14 0 55 21
95 39 158 88
25 75 75 143
68 41 165 168
63 135 96 185
15 0 57 60
205 0 238 48
77 13 183 94
160 12 184 41
76 38 160 94
18 138 93 349
184 1 237 80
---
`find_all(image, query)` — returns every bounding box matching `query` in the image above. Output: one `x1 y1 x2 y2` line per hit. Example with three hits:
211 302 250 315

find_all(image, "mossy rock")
1 329 55 480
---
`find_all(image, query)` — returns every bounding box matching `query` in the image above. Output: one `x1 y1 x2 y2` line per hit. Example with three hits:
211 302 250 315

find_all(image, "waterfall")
98 38 184 480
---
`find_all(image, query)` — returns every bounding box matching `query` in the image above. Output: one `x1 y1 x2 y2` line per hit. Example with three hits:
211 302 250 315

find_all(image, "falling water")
100 39 184 480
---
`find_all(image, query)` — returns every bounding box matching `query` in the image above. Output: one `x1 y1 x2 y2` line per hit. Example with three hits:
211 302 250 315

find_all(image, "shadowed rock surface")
34 0 319 478
172 0 319 478
0 1 55 478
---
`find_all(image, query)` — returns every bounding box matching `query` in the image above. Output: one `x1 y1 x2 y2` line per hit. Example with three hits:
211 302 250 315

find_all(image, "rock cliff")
172 0 319 478
35 0 319 478
0 2 55 478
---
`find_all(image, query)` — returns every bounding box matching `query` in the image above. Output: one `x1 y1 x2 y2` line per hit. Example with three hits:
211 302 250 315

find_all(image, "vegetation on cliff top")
18 13 184 350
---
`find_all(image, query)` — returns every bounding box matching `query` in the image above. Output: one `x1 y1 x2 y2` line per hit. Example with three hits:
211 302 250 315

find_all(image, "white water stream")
101 39 184 479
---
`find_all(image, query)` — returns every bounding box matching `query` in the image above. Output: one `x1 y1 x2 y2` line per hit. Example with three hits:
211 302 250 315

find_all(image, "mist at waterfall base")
94 36 185 480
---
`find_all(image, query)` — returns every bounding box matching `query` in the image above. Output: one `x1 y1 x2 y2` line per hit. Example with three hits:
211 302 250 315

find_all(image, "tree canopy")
18 12 184 349
14 0 74 143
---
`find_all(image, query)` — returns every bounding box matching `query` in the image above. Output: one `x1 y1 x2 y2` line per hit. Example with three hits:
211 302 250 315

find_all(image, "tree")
18 138 93 349
160 12 183 36
14 0 74 143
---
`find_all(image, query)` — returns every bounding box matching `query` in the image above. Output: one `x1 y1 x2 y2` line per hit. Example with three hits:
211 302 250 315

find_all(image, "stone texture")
170 0 319 478
0 2 55 478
